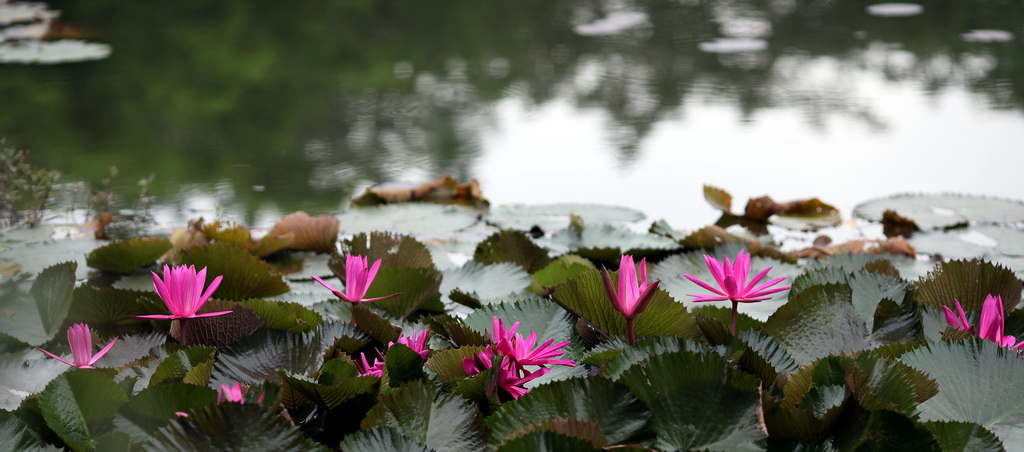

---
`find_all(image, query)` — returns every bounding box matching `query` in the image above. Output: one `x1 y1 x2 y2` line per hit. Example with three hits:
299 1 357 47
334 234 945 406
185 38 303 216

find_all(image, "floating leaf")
241 299 322 333
148 346 215 388
920 421 1006 452
0 237 99 281
487 376 649 447
338 204 480 237
91 332 168 369
911 227 1024 260
0 410 58 451
528 254 595 295
0 350 69 411
147 402 322 451
0 261 76 346
544 224 678 266
338 427 432 452
495 420 607 450
171 300 265 348
770 198 841 231
552 269 692 340
211 323 352 385
67 286 160 338
351 304 400 344
761 284 868 365
362 380 488 452
487 203 645 232
422 315 488 347
114 383 217 440
615 350 765 451
424 346 485 382
268 211 339 253
278 369 378 410
85 237 171 274
180 243 289 300
341 232 436 270
736 329 799 387
38 370 128 451
362 267 442 319
914 259 1022 313
473 230 551 273
381 344 426 389
854 194 1024 230
440 262 530 306
465 298 574 348
901 339 1024 447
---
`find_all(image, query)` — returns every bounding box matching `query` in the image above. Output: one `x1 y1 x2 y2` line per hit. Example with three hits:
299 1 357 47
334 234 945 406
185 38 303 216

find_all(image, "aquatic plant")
601 254 660 345
683 249 790 334
37 323 117 369
312 254 400 306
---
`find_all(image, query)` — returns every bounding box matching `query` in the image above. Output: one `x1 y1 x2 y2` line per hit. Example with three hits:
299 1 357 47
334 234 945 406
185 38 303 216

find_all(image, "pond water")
2 0 1023 231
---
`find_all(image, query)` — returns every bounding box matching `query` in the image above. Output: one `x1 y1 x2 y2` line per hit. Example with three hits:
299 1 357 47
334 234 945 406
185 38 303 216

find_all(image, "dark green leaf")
351 303 400 344
920 421 1006 452
85 237 171 274
440 262 530 306
149 346 215 388
114 383 216 440
901 339 1024 446
382 344 426 389
529 254 595 295
147 402 324 451
425 346 485 382
67 286 160 337
240 298 322 333
552 269 692 340
278 370 378 410
340 232 436 271
180 243 289 300
762 284 869 365
914 258 1022 313
362 380 489 452
0 411 60 451
363 267 441 319
473 230 551 273
487 376 648 447
39 369 128 451
338 427 432 452
465 298 574 347
211 323 352 385
616 350 765 451
0 261 76 346
495 426 606 451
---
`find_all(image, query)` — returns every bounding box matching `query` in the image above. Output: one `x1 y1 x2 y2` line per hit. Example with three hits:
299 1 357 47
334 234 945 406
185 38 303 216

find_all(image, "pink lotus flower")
38 323 117 369
462 317 575 400
393 330 430 359
683 249 790 334
354 331 431 378
946 295 1024 349
601 255 660 345
943 299 972 332
312 254 401 304
217 383 245 404
137 265 231 320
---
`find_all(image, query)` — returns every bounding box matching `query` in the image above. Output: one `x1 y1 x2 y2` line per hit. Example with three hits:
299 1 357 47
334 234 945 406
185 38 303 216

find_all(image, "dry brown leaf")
881 209 919 238
795 237 916 258
744 196 781 221
160 218 211 263
269 211 340 254
351 175 488 208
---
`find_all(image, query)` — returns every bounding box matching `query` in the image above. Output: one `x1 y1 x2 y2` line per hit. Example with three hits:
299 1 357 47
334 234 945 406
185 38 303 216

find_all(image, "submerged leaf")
0 261 76 346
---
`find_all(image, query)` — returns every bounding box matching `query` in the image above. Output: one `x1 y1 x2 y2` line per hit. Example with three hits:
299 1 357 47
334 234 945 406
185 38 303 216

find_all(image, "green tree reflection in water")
1 0 1022 223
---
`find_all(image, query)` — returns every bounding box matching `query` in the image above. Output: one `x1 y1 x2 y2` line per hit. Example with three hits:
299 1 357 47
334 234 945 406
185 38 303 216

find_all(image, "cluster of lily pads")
1 191 1024 451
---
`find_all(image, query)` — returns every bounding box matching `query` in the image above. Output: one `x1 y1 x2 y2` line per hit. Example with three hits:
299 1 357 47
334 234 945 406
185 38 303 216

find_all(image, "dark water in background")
3 1 1023 230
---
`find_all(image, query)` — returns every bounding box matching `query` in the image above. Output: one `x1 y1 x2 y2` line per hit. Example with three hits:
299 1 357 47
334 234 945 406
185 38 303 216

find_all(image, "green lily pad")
240 299 322 333
529 254 595 295
473 230 551 274
38 370 128 451
920 421 1006 452
361 379 488 452
338 427 431 452
0 410 59 451
67 286 163 338
901 339 1024 447
114 383 217 441
0 261 76 346
487 376 649 447
180 243 289 300
440 262 531 306
770 199 841 231
911 227 1024 260
615 350 765 451
465 298 574 347
340 232 437 271
147 402 324 451
543 224 678 258
211 322 354 385
0 238 100 281
85 237 171 274
364 267 442 319
552 268 692 340
914 258 1022 313
854 194 1024 230
278 366 379 410
761 284 868 365
338 204 480 237
0 349 70 411
487 203 646 231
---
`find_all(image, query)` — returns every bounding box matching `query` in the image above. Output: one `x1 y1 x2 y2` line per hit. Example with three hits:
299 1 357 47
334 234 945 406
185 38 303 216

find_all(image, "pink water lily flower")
393 330 430 359
683 249 790 334
463 316 575 400
943 299 972 332
137 265 231 320
217 383 245 404
601 255 660 345
312 254 400 304
38 323 118 369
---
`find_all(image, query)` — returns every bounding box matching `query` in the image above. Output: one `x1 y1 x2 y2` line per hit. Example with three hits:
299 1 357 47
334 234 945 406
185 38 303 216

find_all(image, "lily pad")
147 402 322 451
440 262 531 306
85 237 171 275
901 339 1024 447
487 203 645 232
0 262 76 346
854 194 1024 230
38 370 128 451
338 204 479 237
180 243 289 300
0 238 102 280
361 379 488 452
0 349 70 411
910 226 1024 259
473 230 551 274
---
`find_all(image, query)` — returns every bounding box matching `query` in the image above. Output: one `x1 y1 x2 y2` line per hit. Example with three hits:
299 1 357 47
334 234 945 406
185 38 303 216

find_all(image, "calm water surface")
3 0 1023 230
